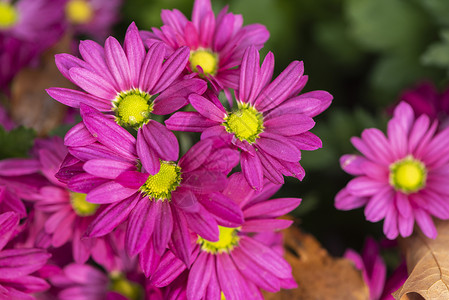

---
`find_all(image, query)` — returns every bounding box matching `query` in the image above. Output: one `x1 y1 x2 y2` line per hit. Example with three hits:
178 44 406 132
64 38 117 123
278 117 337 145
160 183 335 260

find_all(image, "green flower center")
0 3 18 29
65 0 94 25
198 226 240 254
223 103 264 144
70 192 99 216
109 272 142 300
190 49 218 76
140 162 182 200
113 89 153 128
389 156 427 194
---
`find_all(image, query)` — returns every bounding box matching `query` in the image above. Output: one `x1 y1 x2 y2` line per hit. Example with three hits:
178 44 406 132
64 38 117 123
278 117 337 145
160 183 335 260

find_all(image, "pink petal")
83 159 135 179
137 129 160 175
200 192 244 227
105 36 131 91
126 199 157 256
171 187 200 213
364 187 394 222
257 133 301 162
86 194 140 237
139 42 165 92
153 78 207 115
335 188 368 211
187 252 213 300
86 181 137 204
244 197 301 219
152 201 174 254
141 120 179 162
346 176 387 197
414 208 437 239
0 212 19 251
165 111 217 132
69 67 117 99
189 94 226 122
254 61 304 112
241 150 263 191
46 88 111 111
124 22 145 84
152 46 189 93
179 138 213 172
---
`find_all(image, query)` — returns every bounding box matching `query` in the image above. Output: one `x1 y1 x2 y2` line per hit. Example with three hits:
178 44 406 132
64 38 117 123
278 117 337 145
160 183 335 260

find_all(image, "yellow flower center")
0 3 18 29
190 49 218 76
113 89 153 128
389 156 427 194
65 0 94 25
70 192 99 216
140 162 182 200
223 103 264 144
109 272 142 300
198 226 240 254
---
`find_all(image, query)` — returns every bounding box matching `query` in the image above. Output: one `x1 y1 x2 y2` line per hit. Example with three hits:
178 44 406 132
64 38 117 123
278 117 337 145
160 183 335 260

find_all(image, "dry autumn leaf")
264 223 370 300
393 220 449 300
9 33 74 136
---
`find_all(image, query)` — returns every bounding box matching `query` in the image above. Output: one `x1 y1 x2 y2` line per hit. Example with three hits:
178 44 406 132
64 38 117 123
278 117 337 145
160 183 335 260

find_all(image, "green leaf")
422 29 449 71
345 0 429 53
420 0 449 27
370 53 436 103
0 126 36 159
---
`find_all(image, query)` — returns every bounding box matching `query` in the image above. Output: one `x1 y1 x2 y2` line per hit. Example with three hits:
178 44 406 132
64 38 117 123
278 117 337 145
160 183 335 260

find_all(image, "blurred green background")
114 0 449 260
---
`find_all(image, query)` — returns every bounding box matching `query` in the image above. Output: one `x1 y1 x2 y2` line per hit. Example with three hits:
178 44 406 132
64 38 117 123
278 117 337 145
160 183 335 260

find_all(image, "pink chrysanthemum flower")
0 0 64 44
62 104 242 266
166 46 332 190
336 101 449 239
28 136 115 266
150 173 299 299
345 238 407 300
0 211 52 299
47 22 206 173
141 0 269 99
64 0 122 41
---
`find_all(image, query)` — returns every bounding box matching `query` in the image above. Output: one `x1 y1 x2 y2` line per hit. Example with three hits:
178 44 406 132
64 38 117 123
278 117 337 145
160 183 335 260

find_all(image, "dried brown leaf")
393 220 449 300
264 224 370 300
9 34 74 136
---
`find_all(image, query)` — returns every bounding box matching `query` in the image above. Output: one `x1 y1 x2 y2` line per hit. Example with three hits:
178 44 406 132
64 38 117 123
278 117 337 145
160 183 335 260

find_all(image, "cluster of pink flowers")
4 0 449 298
0 0 332 298
0 0 121 92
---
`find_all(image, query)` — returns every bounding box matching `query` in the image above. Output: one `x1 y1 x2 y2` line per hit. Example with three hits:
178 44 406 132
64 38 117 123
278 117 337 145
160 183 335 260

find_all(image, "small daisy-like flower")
29 136 113 266
336 101 449 239
166 46 332 190
345 238 407 300
150 173 299 299
64 0 122 40
0 211 52 299
141 0 269 99
47 22 206 174
63 104 242 266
